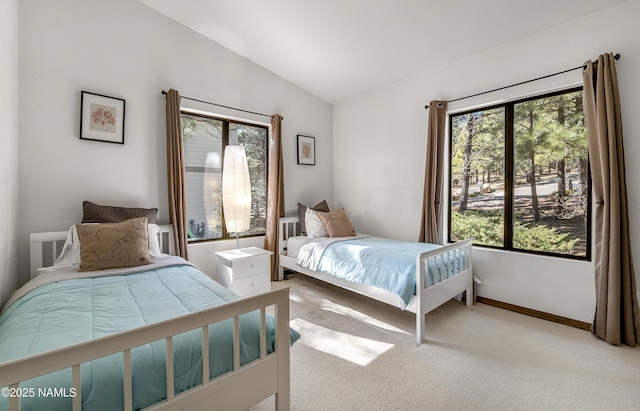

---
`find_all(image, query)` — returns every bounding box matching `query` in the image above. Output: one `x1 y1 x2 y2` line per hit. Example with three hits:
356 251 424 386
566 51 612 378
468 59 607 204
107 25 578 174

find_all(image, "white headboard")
29 224 175 279
278 216 300 256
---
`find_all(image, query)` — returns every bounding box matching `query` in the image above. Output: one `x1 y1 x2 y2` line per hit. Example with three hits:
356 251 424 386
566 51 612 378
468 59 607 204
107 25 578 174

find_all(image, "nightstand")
215 247 272 297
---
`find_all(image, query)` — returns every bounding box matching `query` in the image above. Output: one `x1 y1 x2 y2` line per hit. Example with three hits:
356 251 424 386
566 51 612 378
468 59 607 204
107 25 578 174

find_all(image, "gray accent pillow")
297 200 329 236
82 201 158 224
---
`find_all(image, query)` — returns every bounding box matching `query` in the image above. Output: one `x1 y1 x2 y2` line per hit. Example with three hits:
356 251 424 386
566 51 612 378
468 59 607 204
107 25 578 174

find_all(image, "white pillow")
39 223 162 273
305 208 327 238
39 226 82 272
147 223 162 257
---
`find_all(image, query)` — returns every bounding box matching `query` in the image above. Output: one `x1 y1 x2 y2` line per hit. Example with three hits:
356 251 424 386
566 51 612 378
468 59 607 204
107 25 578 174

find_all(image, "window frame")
180 109 269 243
447 86 592 261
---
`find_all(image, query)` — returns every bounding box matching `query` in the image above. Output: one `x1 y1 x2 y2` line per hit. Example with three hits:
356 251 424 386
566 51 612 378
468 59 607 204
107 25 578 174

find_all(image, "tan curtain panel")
264 114 285 280
583 53 640 346
419 100 448 243
165 89 189 260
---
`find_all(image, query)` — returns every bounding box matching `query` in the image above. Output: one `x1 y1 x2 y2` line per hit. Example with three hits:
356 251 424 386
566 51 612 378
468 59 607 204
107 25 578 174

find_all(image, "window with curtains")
448 87 590 259
180 111 267 242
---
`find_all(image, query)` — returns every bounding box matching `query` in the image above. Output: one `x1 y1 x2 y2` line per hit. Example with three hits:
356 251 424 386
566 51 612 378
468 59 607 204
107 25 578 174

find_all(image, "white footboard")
0 288 291 411
415 239 473 344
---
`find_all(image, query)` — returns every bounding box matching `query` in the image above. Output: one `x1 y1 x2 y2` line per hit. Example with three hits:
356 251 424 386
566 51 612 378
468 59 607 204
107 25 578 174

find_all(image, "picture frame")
297 135 315 165
80 91 125 144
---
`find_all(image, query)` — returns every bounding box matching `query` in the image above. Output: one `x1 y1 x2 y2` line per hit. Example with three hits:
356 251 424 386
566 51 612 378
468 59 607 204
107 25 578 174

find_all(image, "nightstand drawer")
233 273 270 297
232 254 270 279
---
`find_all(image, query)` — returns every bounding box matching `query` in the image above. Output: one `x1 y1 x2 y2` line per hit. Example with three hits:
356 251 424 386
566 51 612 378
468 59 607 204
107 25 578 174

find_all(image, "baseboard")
476 297 591 331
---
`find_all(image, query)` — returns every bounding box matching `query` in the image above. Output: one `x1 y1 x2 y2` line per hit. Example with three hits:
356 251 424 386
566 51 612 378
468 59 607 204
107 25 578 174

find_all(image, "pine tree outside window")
449 88 590 259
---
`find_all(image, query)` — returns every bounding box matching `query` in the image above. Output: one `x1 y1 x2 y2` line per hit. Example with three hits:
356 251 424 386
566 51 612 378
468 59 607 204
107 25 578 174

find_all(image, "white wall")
334 0 640 323
17 0 333 285
0 0 19 306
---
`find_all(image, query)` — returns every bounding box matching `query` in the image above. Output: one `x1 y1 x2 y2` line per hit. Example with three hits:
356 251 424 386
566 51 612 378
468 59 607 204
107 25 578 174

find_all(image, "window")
449 88 590 259
181 112 267 242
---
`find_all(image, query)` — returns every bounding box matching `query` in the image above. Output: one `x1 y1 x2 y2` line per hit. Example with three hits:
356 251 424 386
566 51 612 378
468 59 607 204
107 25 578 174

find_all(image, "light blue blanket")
299 236 443 308
0 261 299 411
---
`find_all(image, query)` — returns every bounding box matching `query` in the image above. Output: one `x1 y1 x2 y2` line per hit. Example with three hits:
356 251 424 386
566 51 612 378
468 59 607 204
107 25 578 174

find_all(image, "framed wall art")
297 135 315 165
80 91 126 144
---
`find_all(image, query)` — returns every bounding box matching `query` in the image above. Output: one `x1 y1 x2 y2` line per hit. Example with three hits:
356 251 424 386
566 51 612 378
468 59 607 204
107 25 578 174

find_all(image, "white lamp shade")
222 145 251 233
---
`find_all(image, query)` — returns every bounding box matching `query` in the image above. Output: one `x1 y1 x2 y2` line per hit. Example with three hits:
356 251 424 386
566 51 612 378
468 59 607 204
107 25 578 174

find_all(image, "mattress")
285 235 314 258
0 256 300 411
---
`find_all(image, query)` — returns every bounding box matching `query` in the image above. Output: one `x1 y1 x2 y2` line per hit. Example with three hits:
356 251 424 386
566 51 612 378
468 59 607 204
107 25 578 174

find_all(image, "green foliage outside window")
451 210 578 254
449 88 589 259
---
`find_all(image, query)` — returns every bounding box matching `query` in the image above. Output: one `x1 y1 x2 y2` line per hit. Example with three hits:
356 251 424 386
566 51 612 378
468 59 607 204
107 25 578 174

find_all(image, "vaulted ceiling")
139 0 627 103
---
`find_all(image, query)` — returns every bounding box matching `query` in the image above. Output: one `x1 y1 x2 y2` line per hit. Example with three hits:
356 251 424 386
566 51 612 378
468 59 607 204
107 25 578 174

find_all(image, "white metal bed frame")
278 216 473 344
1 225 291 411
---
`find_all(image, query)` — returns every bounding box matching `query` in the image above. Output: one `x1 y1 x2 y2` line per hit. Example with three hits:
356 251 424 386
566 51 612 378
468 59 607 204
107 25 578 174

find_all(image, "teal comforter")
0 258 299 410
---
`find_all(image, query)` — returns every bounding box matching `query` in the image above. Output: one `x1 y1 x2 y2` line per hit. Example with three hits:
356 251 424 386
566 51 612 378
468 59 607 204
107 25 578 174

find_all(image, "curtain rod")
161 90 282 120
424 53 621 110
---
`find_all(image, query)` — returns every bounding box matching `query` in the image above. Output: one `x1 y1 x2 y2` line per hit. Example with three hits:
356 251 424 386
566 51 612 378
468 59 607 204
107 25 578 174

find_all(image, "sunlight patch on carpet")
290 318 394 366
291 290 410 335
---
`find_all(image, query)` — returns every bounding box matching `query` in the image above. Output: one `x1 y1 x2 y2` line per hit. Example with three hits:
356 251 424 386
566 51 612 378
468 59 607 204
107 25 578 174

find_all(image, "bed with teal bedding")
296 236 465 308
280 215 474 344
0 256 299 410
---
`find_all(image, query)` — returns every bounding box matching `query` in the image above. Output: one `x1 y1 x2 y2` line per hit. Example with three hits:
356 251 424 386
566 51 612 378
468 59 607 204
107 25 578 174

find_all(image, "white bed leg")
274 298 291 411
466 285 474 306
416 313 424 345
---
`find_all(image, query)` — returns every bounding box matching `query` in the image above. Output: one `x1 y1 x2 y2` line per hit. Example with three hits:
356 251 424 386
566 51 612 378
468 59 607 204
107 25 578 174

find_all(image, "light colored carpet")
250 273 640 411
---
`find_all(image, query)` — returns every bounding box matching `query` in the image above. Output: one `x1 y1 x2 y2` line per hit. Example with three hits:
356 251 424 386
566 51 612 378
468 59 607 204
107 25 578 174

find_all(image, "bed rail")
0 288 291 411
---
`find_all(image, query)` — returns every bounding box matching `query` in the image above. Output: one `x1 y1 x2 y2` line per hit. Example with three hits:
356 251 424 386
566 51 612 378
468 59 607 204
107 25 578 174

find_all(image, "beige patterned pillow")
298 200 330 235
77 217 152 272
316 208 356 238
